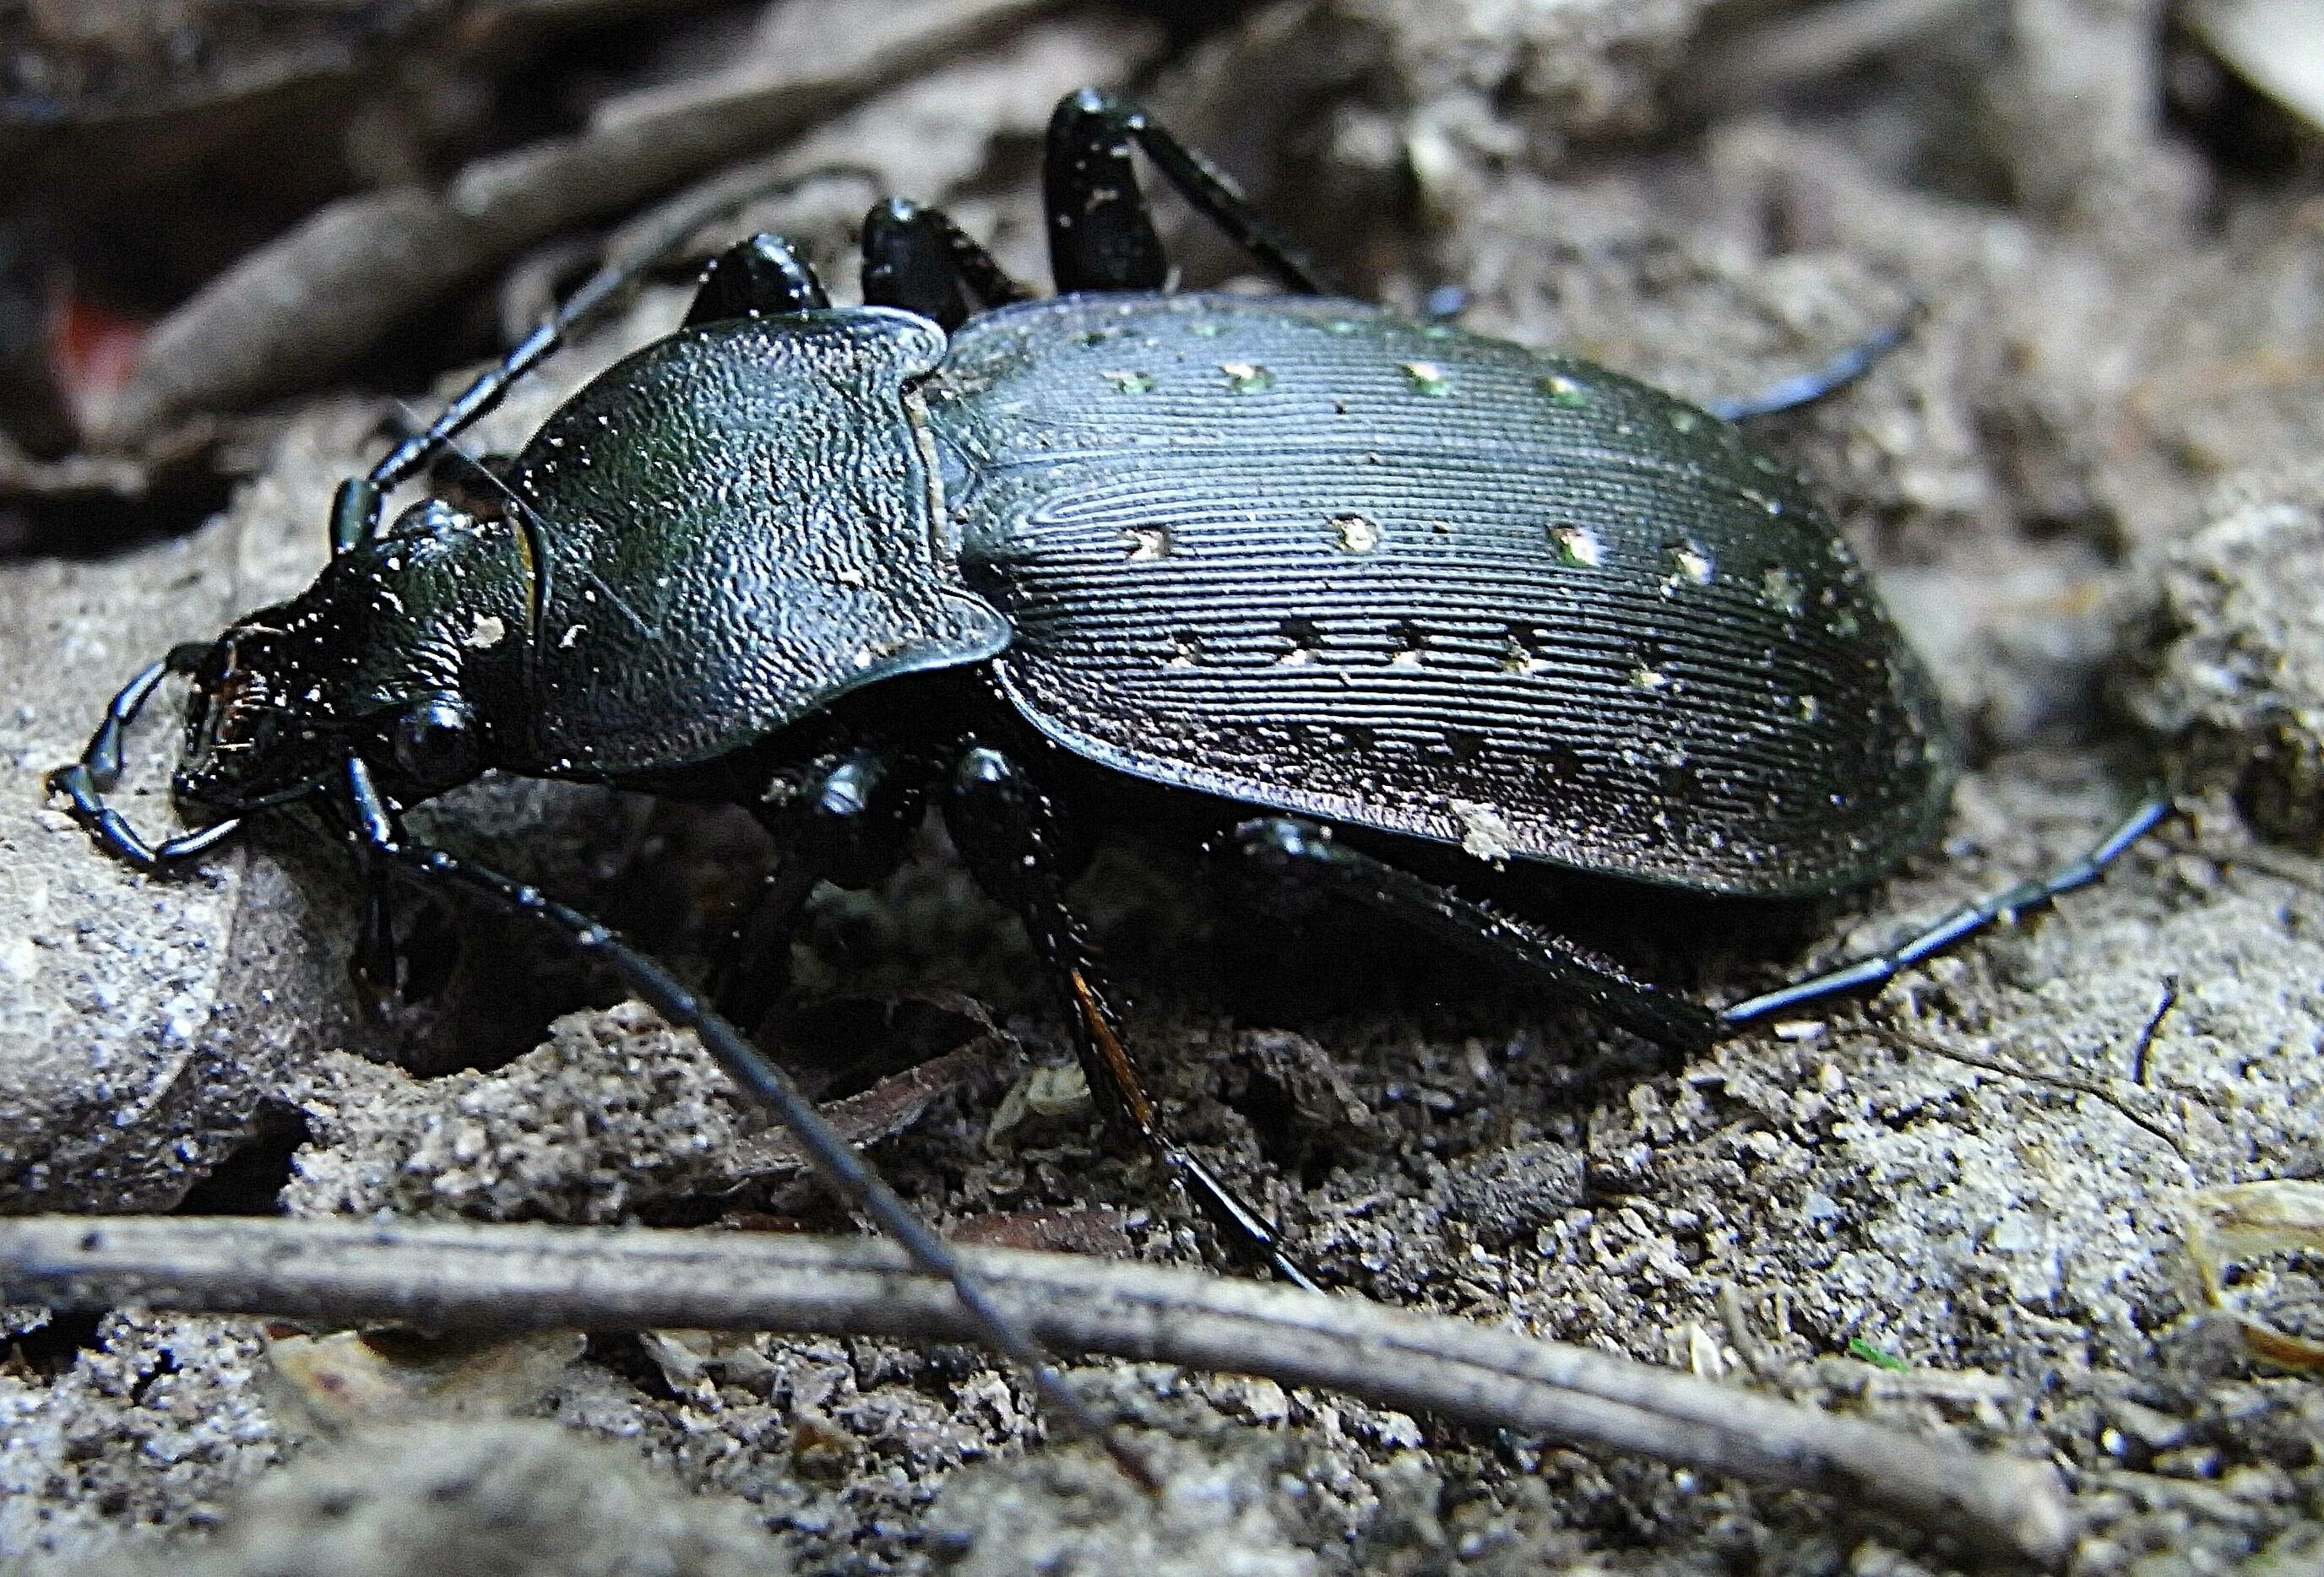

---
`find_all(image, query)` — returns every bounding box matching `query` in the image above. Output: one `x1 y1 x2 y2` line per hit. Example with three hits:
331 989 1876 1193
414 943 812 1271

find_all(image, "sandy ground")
4 0 2324 1572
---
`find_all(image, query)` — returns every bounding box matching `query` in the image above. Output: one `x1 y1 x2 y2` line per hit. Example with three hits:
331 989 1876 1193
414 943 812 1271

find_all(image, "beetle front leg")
943 744 1321 1292
330 755 1143 1480
1043 87 1324 295
347 838 403 1017
1219 816 1721 1056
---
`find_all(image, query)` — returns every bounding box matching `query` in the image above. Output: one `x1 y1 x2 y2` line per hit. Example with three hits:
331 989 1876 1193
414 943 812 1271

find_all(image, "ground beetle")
52 89 2164 1460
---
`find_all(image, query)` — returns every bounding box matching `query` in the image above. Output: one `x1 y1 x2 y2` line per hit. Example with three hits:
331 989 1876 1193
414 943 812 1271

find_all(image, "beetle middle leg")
1042 87 1324 295
942 743 1322 1292
860 198 1033 333
709 745 931 1031
684 233 830 325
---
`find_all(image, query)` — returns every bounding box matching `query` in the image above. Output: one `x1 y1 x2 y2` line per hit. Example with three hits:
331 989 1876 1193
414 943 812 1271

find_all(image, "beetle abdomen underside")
930 293 1952 897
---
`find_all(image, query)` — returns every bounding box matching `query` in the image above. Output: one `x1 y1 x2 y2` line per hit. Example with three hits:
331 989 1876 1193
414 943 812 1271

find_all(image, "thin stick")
95 0 1065 443
2126 975 2179 1087
0 1215 2072 1568
1883 1022 2189 1162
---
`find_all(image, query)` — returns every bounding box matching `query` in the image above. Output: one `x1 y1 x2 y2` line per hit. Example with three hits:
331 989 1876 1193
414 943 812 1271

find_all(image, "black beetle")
52 89 2163 1454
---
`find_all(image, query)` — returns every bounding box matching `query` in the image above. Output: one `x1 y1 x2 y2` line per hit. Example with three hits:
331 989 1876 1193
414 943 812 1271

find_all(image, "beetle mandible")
52 88 2164 1442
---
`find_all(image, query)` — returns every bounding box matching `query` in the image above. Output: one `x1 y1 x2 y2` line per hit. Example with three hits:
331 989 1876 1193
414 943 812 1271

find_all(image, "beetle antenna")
330 166 879 555
406 409 563 548
332 756 1155 1491
47 645 245 870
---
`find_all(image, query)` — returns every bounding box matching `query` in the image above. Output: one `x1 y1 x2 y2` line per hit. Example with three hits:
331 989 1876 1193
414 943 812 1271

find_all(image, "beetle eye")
392 694 481 788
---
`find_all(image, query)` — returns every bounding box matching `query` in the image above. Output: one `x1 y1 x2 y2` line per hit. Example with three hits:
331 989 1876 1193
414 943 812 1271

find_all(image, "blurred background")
4 0 2317 562
6 3 2324 1573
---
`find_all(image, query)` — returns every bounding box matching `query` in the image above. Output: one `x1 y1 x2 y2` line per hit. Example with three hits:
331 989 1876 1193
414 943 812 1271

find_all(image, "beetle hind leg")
1719 794 2168 1028
1043 87 1324 296
1702 313 1917 422
1219 816 1722 1056
943 744 1322 1292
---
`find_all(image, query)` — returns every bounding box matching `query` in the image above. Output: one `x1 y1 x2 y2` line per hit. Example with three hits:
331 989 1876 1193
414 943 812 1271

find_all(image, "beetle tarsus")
942 745 1324 1289
1719 794 2169 1027
1704 308 1920 422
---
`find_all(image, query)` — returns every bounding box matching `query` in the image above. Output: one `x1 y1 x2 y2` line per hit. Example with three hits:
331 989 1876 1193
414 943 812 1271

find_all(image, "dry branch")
0 1213 2073 1568
95 0 1064 445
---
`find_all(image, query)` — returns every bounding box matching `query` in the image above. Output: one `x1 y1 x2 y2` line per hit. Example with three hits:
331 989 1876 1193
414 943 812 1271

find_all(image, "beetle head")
175 505 532 813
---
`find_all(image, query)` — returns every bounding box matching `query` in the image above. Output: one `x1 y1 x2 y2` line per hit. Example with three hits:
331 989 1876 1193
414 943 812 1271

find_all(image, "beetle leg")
1702 313 1917 422
1044 87 1325 295
943 744 1322 1292
684 233 830 326
1720 794 2168 1028
331 179 836 551
860 198 1033 333
46 642 245 871
347 837 404 1018
330 756 1148 1487
711 747 931 1030
1220 816 1722 1055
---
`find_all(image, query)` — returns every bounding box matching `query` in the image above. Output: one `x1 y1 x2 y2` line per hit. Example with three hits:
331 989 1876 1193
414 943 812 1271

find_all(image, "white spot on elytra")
1123 526 1172 561
463 614 506 649
1549 523 1603 567
1452 799 1517 864
1331 512 1381 552
1762 566 1805 615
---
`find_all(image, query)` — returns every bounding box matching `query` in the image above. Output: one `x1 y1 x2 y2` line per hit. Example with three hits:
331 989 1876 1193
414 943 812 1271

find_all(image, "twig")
1686 0 1979 110
95 0 1064 445
727 1040 997 1174
2126 975 2179 1087
0 1214 2072 1567
1883 1022 2189 1162
2215 840 2324 897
